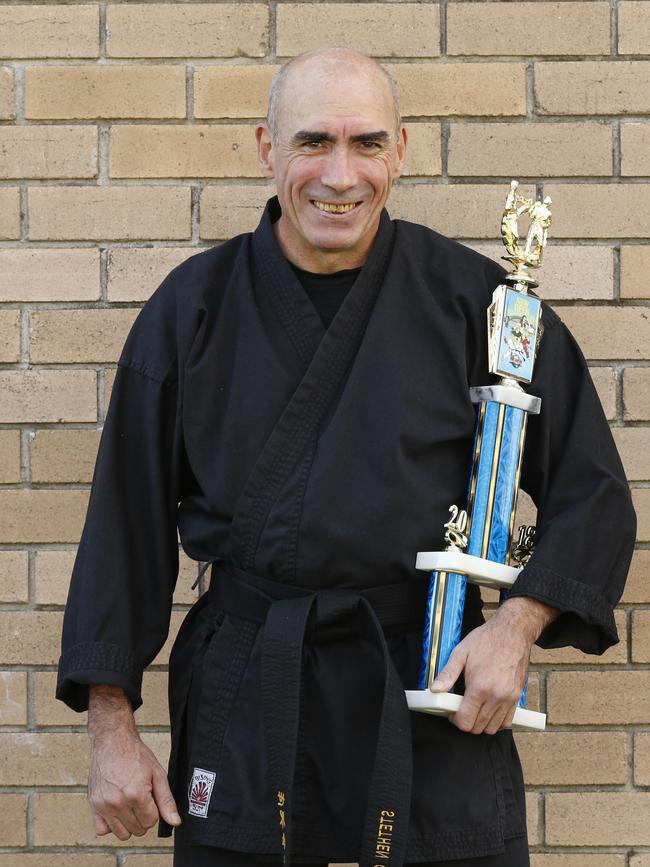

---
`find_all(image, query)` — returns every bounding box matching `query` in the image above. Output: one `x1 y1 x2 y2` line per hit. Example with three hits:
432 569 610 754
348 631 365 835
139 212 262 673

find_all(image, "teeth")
313 200 357 213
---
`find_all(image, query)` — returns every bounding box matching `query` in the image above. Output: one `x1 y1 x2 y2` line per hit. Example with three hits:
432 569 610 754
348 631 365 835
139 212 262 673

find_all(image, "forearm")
496 595 561 644
88 684 138 740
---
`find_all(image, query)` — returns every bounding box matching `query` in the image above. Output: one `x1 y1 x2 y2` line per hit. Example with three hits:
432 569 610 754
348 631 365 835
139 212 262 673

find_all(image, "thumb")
152 767 182 826
429 646 467 692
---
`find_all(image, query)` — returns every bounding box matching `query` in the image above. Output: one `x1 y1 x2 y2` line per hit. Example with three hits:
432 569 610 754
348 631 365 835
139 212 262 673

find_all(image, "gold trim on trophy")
465 402 486 540
506 416 529 565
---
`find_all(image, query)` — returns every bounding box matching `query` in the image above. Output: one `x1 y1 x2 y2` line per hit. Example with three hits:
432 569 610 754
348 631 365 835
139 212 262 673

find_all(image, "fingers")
450 683 521 735
152 765 182 826
483 704 511 736
90 802 138 842
120 783 158 834
131 792 161 832
500 703 518 732
92 811 111 836
89 785 153 840
87 732 176 841
429 645 467 693
449 693 483 733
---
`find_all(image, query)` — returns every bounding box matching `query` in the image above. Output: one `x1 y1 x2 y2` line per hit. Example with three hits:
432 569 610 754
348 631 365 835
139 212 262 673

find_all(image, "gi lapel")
231 196 396 575
251 196 325 371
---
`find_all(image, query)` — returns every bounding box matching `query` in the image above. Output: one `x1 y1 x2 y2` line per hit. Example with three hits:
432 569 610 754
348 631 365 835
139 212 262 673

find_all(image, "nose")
320 145 358 193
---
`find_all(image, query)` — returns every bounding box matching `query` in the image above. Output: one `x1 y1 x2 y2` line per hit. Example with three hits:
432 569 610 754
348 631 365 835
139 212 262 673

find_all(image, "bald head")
266 47 401 144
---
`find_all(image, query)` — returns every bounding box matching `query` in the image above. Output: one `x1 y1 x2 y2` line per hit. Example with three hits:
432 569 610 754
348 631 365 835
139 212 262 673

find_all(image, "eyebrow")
291 130 390 145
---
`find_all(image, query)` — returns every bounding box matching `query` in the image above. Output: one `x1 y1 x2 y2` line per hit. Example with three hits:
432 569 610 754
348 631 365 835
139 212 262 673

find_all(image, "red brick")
0 671 27 725
0 5 99 58
0 186 20 238
0 550 28 603
25 65 185 120
546 792 650 845
277 4 440 58
0 66 14 120
623 367 650 420
634 731 650 785
619 1 650 54
467 243 614 302
0 429 20 484
621 550 650 603
548 670 650 724
107 3 267 58
631 610 650 663
536 61 650 115
612 427 650 481
0 794 27 847
558 307 650 361
620 245 650 299
543 183 650 238
447 2 610 57
387 62 526 117
634 487 650 542
0 490 89 544
515 730 628 785
28 186 191 241
449 122 611 177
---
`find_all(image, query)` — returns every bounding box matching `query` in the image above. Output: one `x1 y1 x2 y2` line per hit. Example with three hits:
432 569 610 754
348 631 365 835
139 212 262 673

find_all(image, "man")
57 48 636 867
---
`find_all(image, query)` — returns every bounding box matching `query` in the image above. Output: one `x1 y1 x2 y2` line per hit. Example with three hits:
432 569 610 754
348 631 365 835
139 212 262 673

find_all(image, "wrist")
494 596 560 644
87 684 137 740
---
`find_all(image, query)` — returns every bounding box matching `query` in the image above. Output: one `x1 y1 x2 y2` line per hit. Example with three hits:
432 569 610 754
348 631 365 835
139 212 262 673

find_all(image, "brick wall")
0 2 648 864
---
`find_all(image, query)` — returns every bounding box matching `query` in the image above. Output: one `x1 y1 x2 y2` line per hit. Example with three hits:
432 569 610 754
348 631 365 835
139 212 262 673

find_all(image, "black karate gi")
56 195 636 866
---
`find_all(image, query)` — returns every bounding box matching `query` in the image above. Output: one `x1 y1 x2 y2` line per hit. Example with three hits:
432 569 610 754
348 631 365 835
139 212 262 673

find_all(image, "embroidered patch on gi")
188 767 216 817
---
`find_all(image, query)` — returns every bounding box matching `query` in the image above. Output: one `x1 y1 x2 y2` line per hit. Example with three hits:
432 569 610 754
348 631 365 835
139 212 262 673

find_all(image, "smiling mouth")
311 199 361 214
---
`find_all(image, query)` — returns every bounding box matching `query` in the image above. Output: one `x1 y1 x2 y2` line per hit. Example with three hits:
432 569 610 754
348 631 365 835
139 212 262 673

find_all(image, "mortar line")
15 63 24 125
24 791 33 848
269 1 278 60
613 118 622 178
99 3 107 60
611 0 619 58
526 61 535 120
439 0 447 57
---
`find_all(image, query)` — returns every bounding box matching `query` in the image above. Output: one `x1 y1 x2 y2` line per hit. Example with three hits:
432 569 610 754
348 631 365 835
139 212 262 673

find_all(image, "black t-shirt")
289 262 362 328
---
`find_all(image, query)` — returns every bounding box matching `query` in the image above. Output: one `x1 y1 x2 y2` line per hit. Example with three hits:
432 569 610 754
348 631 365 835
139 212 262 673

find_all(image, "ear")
256 123 275 179
394 125 407 178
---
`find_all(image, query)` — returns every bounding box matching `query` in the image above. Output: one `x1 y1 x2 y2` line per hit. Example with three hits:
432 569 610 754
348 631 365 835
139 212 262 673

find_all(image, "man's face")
256 59 407 271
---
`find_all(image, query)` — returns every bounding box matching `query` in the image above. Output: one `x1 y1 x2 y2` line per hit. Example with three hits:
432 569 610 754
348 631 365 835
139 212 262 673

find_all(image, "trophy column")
406 180 552 733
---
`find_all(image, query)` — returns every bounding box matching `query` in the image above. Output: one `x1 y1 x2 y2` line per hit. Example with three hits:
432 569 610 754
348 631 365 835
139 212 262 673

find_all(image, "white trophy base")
415 550 521 590
405 690 546 731
469 385 541 415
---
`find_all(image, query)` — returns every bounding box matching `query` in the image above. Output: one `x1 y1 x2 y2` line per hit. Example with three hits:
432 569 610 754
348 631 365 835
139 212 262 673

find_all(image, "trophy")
405 180 552 732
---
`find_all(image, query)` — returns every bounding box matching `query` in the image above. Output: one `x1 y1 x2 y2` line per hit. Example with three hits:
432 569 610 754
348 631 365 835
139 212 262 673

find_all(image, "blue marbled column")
418 399 529 705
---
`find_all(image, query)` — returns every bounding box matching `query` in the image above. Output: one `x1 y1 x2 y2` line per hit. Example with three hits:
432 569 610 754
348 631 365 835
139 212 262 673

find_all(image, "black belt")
205 560 427 867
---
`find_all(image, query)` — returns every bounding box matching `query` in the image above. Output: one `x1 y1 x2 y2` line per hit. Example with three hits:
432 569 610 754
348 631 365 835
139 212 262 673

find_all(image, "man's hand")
429 597 559 735
87 684 181 841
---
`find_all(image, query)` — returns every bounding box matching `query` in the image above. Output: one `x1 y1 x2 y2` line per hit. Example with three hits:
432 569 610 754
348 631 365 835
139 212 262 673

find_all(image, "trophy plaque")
405 180 552 732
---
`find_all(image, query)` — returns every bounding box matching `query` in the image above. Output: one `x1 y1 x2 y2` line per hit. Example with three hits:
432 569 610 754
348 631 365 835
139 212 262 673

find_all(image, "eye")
360 141 381 150
303 140 324 150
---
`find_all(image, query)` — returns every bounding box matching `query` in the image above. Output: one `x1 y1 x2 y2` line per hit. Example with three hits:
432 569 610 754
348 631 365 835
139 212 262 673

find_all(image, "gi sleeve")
506 303 637 655
56 273 183 712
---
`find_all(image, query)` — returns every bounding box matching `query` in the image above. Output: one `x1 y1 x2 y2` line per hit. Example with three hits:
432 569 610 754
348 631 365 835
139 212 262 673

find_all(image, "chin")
305 232 361 252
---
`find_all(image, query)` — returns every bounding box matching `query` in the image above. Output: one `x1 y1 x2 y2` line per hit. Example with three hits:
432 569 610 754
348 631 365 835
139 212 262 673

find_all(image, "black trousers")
172 823 530 867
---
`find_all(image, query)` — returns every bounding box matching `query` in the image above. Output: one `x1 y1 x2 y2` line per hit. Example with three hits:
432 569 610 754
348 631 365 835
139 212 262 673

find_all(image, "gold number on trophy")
444 505 468 551
511 524 536 565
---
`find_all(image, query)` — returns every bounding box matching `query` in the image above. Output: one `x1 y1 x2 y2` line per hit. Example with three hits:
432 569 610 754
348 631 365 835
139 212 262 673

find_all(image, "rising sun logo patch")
188 767 216 817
